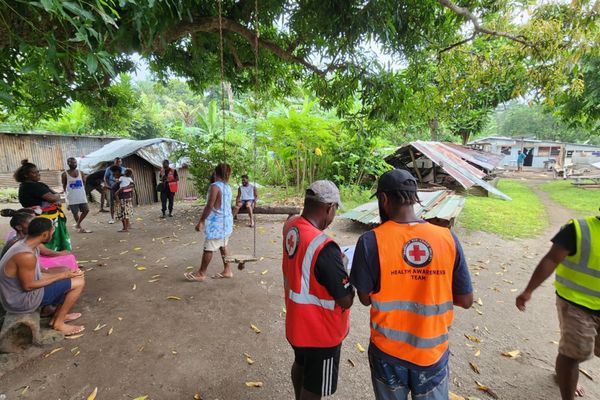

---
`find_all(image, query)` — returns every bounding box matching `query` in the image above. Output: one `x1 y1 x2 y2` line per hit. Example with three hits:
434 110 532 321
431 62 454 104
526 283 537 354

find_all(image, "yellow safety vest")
555 217 600 310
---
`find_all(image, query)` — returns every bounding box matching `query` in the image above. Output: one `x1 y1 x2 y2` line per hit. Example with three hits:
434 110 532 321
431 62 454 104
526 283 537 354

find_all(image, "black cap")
371 169 418 198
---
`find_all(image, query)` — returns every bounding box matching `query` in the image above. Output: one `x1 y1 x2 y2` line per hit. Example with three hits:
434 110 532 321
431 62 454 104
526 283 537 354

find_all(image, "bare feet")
53 323 85 336
554 373 585 397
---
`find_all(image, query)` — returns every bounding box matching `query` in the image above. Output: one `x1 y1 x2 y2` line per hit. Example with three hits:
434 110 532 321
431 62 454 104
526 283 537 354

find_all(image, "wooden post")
409 148 424 183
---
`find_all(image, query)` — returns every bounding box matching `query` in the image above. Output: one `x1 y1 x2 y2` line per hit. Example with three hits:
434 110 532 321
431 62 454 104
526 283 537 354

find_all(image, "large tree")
1 0 598 137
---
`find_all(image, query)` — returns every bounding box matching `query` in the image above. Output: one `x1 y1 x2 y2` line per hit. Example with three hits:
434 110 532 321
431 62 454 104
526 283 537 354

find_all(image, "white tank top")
65 170 87 205
239 184 255 201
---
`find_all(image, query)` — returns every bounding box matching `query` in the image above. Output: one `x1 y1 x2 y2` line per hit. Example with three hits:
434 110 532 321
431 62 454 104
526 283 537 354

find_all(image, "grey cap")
306 180 342 207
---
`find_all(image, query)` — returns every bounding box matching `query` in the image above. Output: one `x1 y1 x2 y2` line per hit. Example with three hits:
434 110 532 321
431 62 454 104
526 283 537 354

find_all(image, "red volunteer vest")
163 168 178 193
282 216 350 347
370 221 456 366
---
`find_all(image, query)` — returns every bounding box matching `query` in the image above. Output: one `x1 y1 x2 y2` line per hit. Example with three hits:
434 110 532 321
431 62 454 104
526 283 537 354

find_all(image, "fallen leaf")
172 350 178 355
73 350 80 356
65 333 84 340
250 324 261 333
449 392 465 400
93 323 107 331
107 327 113 336
245 355 255 365
167 296 182 300
134 247 142 251
132 396 148 400
347 359 356 367
475 308 484 315
152 274 161 278
148 279 159 283
475 349 481 357
87 387 98 400
476 298 483 306
245 381 263 388
502 279 514 284
464 334 481 343
186 266 194 270
551 340 559 345
119 250 128 255
356 342 366 353
117 317 123 321
194 394 202 400
501 350 521 358
475 381 499 399
579 368 594 381
97 297 102 302
20 386 29 395
132 284 137 291
469 362 481 374
261 269 269 275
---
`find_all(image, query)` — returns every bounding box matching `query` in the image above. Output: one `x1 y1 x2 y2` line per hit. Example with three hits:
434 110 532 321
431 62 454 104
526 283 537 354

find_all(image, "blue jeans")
369 351 449 400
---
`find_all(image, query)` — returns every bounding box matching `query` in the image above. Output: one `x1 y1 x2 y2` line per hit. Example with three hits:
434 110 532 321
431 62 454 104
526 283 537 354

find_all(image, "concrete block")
0 312 41 353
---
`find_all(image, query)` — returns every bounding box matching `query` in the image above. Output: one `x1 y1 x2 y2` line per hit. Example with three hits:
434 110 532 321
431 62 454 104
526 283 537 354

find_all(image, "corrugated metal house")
78 138 198 205
0 132 118 188
469 136 600 169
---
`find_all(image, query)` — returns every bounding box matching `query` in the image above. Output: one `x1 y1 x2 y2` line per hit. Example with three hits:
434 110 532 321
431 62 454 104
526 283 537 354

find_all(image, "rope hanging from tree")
217 0 258 268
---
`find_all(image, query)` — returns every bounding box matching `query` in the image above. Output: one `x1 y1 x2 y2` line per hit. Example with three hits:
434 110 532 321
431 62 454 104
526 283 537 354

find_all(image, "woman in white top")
61 157 90 233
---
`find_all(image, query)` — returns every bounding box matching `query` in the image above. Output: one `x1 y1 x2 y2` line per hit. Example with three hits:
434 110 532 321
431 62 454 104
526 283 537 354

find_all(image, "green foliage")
338 185 374 214
0 187 18 203
539 181 600 216
41 102 92 134
460 180 548 238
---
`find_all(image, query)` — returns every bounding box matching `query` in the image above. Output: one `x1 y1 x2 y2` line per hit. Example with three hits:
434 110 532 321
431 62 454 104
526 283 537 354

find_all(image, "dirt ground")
1 180 599 400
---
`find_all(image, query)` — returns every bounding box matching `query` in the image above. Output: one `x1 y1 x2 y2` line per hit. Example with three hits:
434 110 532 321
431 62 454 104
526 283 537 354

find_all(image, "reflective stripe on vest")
555 217 600 310
371 322 449 349
288 233 336 311
372 299 454 316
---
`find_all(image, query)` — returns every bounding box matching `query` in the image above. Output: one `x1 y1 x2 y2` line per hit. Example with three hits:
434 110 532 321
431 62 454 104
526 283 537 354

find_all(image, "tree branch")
158 16 326 76
437 0 529 46
438 33 476 55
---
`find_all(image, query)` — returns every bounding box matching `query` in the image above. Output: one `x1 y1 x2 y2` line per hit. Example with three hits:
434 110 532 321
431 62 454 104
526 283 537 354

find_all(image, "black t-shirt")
551 222 577 256
313 242 354 300
18 181 53 207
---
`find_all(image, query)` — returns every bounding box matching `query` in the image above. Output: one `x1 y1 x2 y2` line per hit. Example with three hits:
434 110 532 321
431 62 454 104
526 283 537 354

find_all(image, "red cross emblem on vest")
402 238 433 268
285 227 300 258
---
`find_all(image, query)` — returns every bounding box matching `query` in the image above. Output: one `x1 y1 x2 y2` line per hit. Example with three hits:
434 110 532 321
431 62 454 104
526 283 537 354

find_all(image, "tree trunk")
429 118 439 141
461 131 470 145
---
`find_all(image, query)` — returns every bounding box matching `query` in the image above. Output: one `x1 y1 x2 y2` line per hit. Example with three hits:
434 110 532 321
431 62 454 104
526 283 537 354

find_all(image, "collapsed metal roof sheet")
340 190 465 226
385 141 511 201
78 138 186 173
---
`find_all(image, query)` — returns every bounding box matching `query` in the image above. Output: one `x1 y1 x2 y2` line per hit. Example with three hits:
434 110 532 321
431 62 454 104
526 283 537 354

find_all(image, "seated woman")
1 209 79 271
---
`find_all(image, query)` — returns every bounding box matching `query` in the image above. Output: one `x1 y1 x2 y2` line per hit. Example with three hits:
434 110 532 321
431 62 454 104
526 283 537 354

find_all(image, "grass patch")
459 180 547 239
539 180 600 216
0 187 18 203
339 185 373 213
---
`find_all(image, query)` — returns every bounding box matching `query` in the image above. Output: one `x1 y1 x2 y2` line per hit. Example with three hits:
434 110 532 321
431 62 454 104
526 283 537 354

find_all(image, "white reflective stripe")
288 289 336 310
560 219 600 277
371 322 448 349
327 357 333 396
300 234 330 293
372 300 453 316
322 358 326 396
288 233 335 310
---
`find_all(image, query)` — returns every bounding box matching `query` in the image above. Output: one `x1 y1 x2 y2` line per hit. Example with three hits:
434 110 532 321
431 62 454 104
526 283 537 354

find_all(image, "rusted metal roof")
385 141 511 201
340 190 465 226
443 143 504 172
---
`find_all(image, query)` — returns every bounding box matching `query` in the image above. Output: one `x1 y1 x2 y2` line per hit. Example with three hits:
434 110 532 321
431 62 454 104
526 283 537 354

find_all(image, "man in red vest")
350 169 473 400
282 180 355 400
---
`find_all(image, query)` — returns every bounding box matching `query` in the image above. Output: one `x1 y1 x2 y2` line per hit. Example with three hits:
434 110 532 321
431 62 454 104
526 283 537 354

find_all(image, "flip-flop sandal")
184 272 204 282
211 272 233 279
63 326 85 336
78 228 92 233
64 312 82 322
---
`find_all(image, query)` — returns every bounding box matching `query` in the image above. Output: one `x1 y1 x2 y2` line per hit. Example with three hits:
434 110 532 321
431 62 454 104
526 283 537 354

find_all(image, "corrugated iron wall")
122 155 158 206
0 133 117 173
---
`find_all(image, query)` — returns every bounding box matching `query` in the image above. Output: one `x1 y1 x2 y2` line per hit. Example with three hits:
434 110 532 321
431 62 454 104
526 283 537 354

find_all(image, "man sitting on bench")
0 217 85 336
232 175 258 227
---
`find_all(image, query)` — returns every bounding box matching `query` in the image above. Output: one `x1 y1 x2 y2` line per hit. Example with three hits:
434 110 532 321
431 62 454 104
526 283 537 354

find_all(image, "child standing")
111 167 134 232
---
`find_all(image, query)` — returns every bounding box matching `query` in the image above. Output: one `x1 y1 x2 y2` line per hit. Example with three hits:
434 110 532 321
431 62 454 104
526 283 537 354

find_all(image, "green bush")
0 188 18 203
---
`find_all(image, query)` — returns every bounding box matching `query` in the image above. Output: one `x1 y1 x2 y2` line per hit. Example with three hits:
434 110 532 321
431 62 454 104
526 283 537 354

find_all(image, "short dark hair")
384 190 421 207
1 208 35 229
28 217 53 237
110 165 122 173
14 159 37 183
67 157 76 162
241 174 249 179
124 168 133 177
114 157 121 162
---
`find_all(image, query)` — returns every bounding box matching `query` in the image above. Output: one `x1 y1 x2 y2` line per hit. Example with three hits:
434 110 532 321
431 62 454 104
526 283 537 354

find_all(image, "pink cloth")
40 253 79 271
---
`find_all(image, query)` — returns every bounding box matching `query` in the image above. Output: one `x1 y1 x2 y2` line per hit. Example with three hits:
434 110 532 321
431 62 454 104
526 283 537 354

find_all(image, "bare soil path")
0 182 599 399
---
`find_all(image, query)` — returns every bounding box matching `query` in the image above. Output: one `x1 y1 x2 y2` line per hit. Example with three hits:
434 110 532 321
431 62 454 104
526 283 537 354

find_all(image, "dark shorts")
293 344 342 397
239 200 255 208
69 203 89 214
41 279 72 307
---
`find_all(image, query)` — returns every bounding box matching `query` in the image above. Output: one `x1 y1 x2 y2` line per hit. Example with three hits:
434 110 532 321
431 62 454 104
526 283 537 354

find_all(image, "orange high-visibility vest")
282 216 350 347
165 169 178 193
370 221 456 366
